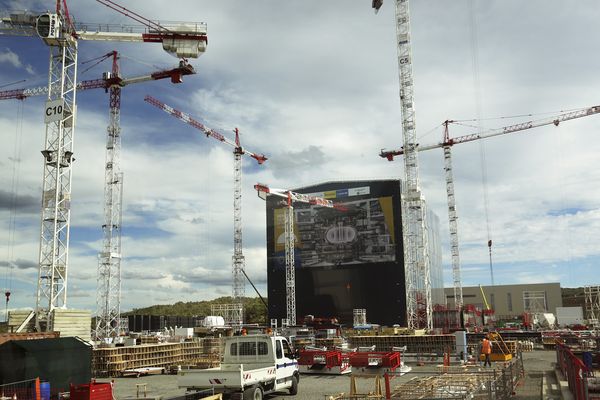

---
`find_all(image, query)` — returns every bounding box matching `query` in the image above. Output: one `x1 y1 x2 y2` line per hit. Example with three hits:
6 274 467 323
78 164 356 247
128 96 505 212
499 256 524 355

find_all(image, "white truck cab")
178 334 299 399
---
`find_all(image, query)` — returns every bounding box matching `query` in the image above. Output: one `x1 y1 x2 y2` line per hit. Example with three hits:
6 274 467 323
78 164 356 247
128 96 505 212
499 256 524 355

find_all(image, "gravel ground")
99 349 559 400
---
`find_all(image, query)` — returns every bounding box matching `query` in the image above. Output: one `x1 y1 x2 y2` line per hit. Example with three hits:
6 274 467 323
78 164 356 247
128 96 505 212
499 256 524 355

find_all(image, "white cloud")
1 1 600 315
0 48 35 75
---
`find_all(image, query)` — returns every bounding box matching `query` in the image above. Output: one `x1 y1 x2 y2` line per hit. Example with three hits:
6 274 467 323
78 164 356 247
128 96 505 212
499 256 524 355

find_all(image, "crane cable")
468 0 494 288
4 100 25 322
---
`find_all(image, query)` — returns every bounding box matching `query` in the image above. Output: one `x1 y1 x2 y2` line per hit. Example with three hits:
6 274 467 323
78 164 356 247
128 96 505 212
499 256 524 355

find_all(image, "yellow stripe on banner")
274 208 301 252
379 196 395 244
324 191 336 199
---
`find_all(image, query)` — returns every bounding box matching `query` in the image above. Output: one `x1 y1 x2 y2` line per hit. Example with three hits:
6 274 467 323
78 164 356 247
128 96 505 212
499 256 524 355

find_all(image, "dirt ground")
100 349 559 399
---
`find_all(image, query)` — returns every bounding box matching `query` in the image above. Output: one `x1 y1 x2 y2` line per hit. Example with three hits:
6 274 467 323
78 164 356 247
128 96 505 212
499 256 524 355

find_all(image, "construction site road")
100 349 558 399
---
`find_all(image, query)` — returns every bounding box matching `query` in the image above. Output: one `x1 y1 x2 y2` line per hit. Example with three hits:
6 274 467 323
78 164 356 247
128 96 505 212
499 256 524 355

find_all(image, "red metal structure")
348 351 401 372
0 55 195 101
556 343 591 400
298 349 351 375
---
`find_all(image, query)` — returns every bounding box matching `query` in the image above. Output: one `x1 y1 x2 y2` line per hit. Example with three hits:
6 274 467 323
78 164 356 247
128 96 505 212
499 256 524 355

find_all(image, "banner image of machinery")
272 196 396 267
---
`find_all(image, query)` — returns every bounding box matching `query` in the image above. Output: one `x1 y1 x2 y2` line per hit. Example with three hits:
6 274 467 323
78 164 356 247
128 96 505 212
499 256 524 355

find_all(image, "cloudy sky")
1 0 599 318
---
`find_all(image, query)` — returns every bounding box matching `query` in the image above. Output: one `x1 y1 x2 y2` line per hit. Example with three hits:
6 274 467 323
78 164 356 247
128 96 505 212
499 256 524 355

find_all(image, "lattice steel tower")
144 97 267 326
373 0 432 329
34 18 78 332
232 142 245 303
95 52 124 340
1 1 207 332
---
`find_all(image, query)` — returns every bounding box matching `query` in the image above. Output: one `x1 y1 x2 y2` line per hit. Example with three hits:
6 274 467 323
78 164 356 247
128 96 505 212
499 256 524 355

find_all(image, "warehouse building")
444 282 562 318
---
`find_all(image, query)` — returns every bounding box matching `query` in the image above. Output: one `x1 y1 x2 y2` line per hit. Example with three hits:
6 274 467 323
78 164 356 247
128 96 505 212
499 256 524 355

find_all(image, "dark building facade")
127 315 202 332
266 179 406 326
0 337 92 395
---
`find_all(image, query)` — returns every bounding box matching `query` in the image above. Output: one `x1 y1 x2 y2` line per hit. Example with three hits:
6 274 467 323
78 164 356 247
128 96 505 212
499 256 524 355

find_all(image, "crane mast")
381 104 600 310
232 133 245 304
96 51 123 341
34 6 78 332
94 55 195 341
283 201 295 326
0 0 206 332
374 0 432 329
145 96 267 326
254 183 339 326
0 54 195 339
443 121 463 309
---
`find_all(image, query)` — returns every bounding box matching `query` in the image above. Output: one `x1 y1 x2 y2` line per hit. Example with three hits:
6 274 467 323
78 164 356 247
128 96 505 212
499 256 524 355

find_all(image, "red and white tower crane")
144 95 267 326
381 104 600 310
91 53 195 341
0 54 196 337
0 0 206 332
254 183 344 326
371 0 432 329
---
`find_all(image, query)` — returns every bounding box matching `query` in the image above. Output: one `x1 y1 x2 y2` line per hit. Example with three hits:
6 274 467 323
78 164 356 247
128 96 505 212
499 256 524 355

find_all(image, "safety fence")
0 378 40 400
556 342 591 400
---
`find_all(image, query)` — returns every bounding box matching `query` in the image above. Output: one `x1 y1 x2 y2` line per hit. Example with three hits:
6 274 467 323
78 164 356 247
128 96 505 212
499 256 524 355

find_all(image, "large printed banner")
273 195 396 267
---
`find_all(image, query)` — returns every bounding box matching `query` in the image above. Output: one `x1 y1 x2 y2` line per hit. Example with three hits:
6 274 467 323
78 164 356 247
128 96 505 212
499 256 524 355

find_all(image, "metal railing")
0 378 40 400
556 342 591 400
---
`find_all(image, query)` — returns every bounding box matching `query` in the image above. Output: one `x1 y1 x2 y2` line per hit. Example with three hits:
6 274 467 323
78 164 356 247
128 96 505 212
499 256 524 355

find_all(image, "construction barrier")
298 349 350 374
556 342 590 400
70 381 112 400
348 351 400 370
0 378 41 400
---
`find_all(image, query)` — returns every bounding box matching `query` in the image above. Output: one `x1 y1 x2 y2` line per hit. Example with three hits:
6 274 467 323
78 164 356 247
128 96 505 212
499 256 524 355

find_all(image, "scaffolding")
584 285 600 327
522 291 547 313
353 309 367 327
210 303 243 327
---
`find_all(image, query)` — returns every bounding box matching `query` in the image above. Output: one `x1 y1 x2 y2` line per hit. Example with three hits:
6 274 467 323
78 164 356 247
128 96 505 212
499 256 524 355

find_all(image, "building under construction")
264 179 443 326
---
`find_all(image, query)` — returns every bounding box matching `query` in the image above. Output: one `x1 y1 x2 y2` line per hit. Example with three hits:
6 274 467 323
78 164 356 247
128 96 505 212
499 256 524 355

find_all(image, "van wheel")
289 375 298 395
243 386 263 400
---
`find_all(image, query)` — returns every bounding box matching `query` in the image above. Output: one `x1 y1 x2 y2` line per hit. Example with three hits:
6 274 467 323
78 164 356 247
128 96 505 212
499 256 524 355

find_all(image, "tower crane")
144 95 267 326
254 183 345 326
381 104 600 310
371 0 432 329
0 55 195 337
0 0 206 332
0 56 195 101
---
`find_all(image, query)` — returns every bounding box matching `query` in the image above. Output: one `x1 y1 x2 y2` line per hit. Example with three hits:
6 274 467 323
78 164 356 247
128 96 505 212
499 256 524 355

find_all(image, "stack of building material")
52 309 92 342
180 340 204 364
292 336 314 350
139 335 160 344
387 359 524 399
0 332 59 346
388 374 484 399
518 340 534 352
92 338 224 377
348 335 455 354
93 342 182 377
196 337 223 369
7 310 36 332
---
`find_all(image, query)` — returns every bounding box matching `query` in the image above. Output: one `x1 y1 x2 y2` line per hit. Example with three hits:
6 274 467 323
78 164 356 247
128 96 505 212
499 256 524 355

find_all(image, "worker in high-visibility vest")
481 335 492 367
